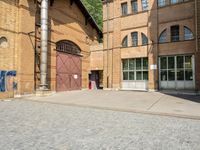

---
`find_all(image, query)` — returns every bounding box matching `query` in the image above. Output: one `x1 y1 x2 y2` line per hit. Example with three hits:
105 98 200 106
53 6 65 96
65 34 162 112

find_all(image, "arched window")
122 36 128 47
141 33 148 45
159 29 167 43
184 26 194 40
0 36 8 48
56 40 81 55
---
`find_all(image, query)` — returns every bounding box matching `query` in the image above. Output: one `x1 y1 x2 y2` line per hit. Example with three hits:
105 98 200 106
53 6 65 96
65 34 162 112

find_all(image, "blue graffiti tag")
0 70 16 92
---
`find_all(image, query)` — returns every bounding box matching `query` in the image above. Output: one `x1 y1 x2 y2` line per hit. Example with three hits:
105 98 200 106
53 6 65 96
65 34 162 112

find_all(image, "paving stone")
0 100 200 150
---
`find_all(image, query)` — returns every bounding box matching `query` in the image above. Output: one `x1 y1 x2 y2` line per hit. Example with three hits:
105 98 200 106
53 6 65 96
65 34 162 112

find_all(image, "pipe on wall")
40 0 49 90
106 0 109 88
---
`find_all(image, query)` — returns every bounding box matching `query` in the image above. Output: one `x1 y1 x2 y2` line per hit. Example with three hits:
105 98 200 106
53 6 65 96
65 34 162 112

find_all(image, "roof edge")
75 0 103 38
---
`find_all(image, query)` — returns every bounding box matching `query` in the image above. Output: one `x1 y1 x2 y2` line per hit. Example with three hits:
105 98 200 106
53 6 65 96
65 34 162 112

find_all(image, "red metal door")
56 52 81 92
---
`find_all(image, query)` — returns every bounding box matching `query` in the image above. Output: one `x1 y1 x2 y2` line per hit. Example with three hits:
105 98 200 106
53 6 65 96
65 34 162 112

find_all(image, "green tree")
81 0 103 30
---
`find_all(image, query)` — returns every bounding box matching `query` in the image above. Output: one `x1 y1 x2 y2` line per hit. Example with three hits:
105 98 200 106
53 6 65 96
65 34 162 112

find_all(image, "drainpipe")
195 0 198 53
195 0 199 91
106 0 109 88
40 0 49 90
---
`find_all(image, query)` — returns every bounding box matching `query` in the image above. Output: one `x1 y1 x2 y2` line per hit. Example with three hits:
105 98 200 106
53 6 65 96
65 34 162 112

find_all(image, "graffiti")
0 70 16 92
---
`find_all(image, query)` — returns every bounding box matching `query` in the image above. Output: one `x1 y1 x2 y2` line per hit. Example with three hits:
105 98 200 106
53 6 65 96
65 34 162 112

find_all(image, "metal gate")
56 40 82 92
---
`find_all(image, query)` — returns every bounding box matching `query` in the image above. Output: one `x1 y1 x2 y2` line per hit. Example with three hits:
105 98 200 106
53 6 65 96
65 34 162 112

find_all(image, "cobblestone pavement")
0 100 200 150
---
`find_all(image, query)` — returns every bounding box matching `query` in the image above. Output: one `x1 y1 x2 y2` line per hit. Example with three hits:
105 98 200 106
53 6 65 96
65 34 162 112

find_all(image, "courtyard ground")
27 90 200 119
0 90 200 149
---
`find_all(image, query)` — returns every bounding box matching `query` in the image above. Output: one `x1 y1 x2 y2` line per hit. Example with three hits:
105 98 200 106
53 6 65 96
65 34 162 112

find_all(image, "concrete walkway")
24 90 200 119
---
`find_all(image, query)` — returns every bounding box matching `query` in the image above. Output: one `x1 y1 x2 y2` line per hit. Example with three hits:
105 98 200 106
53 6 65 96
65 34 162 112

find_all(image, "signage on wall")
74 74 78 79
150 64 157 70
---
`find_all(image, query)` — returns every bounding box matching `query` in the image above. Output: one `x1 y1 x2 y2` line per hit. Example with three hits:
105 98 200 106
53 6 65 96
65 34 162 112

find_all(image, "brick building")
0 0 102 98
93 0 200 92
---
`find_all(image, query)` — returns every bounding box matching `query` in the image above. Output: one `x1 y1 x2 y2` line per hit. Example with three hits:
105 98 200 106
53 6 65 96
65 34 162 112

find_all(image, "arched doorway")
56 40 82 92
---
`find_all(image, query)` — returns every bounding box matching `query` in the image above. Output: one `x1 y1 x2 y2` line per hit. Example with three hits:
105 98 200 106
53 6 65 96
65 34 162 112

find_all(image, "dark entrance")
56 40 82 92
89 70 103 89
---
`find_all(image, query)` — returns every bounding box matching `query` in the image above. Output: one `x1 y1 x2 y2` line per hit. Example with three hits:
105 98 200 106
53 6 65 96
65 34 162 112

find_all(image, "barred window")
56 40 81 55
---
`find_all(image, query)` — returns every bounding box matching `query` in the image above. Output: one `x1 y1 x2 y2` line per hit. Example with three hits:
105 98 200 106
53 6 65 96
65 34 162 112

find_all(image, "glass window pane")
177 69 184 80
123 72 128 80
142 33 148 45
168 70 175 81
184 27 194 40
171 0 179 4
131 0 138 13
121 3 128 16
160 57 167 69
136 71 142 80
158 0 166 7
177 56 184 69
143 58 148 70
143 71 148 80
122 59 128 70
168 57 175 69
129 59 135 70
136 58 141 70
161 70 167 81
141 0 148 11
185 56 192 69
122 36 128 47
185 69 193 81
131 32 138 47
159 30 167 43
129 72 135 80
171 25 179 42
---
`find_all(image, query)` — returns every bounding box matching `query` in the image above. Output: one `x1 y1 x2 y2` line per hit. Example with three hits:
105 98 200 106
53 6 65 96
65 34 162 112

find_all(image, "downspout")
195 0 198 91
106 0 109 88
195 0 198 53
40 0 49 90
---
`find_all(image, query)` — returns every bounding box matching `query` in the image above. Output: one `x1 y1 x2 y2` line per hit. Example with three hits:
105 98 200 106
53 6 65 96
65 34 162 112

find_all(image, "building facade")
0 0 102 98
97 0 200 91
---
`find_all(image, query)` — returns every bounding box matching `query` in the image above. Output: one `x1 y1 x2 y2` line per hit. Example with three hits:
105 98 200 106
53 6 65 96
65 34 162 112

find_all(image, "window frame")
121 2 128 16
171 25 180 42
158 0 166 7
159 29 167 43
122 36 128 48
184 26 194 41
131 32 138 47
141 33 148 46
141 0 149 11
122 58 148 81
131 0 138 14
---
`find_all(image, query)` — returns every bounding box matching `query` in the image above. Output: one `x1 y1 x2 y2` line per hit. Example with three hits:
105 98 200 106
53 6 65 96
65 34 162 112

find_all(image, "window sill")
158 0 193 9
120 44 149 49
158 39 195 44
120 10 149 18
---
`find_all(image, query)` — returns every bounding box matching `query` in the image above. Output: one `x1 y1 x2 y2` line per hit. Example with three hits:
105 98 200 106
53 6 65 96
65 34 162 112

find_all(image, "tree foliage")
81 0 103 30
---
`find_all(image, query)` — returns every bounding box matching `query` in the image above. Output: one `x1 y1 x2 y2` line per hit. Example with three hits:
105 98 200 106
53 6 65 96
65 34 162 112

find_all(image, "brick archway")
56 40 82 92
